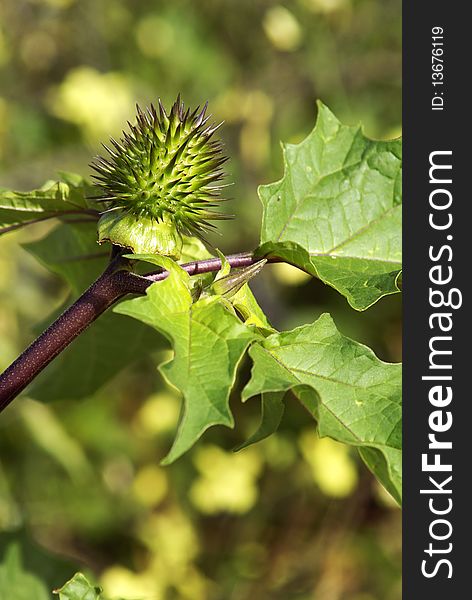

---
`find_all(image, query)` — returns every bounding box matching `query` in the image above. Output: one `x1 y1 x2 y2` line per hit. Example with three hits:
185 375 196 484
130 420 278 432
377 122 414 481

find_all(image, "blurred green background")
0 0 401 598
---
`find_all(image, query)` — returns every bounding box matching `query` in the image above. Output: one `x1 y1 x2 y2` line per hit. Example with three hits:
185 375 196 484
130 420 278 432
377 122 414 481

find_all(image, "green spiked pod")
91 95 229 258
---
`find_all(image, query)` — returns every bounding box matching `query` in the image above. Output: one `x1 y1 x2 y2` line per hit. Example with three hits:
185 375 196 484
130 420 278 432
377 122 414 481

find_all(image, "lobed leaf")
258 102 402 310
0 173 98 234
24 222 107 294
54 573 102 600
242 313 402 502
115 256 259 464
230 282 274 332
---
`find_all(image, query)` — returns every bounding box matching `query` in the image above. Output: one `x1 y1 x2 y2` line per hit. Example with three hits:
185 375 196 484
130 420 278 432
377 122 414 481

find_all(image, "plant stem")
0 252 269 412
0 265 138 412
142 252 261 285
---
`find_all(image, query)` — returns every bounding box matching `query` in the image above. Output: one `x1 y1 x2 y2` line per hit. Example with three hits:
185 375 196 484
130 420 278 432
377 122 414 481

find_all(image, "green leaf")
258 102 402 310
54 573 102 600
23 222 107 294
358 446 402 504
115 256 259 464
0 174 98 233
0 544 50 600
243 313 402 503
231 282 274 332
235 392 285 451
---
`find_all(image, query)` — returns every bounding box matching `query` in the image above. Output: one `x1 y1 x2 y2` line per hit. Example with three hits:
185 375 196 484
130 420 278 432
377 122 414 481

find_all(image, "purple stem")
0 252 268 412
142 252 259 285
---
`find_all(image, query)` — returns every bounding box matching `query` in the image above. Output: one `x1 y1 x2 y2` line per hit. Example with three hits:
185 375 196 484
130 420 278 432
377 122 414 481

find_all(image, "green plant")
0 98 402 594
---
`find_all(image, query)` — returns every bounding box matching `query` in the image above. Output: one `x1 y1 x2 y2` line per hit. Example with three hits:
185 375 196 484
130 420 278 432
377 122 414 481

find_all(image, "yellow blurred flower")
171 566 209 600
31 0 76 8
101 565 166 600
299 431 358 497
47 66 135 141
260 433 297 469
102 507 209 598
190 445 263 514
263 6 302 52
132 464 168 507
137 509 199 566
241 90 274 123
303 0 350 14
134 392 180 437
239 122 270 170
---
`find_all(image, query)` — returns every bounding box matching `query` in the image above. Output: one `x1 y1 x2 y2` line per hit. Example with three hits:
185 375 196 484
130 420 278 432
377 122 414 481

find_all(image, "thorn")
195 101 209 127
158 98 167 120
149 103 158 123
203 121 224 138
189 105 200 121
102 143 118 158
110 137 124 152
100 206 125 215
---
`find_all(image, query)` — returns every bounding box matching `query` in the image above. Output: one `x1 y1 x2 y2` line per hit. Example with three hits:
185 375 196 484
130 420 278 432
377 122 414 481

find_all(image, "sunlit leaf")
0 174 98 234
115 256 259 463
243 313 402 502
24 222 107 294
258 102 402 310
54 573 102 600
